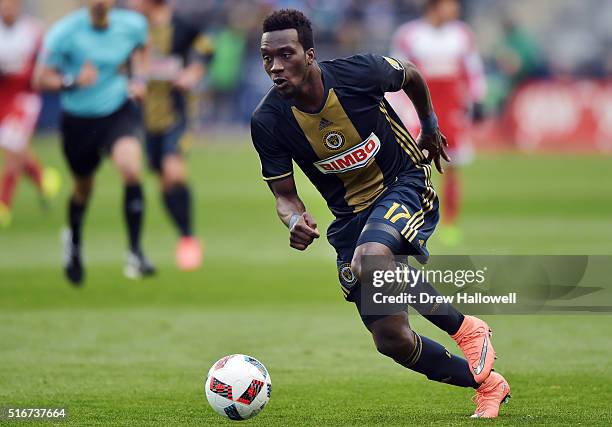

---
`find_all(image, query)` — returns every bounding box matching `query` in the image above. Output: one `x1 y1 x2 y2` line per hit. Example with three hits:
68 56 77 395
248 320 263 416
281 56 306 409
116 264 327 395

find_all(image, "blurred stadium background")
1 0 611 425
27 0 612 148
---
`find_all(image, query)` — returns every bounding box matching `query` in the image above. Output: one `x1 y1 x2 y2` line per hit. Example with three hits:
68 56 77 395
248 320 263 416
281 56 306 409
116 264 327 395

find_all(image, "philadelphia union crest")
323 130 345 150
338 262 357 288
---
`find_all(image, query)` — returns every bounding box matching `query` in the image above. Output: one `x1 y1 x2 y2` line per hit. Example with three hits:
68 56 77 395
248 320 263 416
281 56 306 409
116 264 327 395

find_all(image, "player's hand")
77 61 98 87
173 69 200 91
128 79 147 102
417 129 450 174
289 212 320 251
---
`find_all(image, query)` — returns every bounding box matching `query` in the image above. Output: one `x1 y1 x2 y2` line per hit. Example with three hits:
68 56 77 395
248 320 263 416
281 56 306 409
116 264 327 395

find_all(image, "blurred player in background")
33 0 154 285
129 0 212 271
251 10 509 418
0 0 60 227
390 0 486 245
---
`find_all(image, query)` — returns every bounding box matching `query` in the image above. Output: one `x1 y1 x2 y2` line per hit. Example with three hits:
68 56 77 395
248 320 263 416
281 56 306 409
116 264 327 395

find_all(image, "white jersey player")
388 0 486 244
0 0 58 227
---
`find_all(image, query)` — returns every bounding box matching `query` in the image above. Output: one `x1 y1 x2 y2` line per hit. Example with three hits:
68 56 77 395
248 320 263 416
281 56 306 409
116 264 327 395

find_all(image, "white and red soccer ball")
205 354 272 420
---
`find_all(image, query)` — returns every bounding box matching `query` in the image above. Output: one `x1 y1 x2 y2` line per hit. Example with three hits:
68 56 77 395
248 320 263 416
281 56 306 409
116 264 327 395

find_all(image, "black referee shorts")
61 100 143 177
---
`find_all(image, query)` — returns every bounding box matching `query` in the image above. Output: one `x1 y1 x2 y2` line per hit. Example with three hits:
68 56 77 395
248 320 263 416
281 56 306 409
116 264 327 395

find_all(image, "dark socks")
163 184 192 237
399 332 478 388
409 278 464 335
68 197 87 247
398 263 464 335
124 184 144 252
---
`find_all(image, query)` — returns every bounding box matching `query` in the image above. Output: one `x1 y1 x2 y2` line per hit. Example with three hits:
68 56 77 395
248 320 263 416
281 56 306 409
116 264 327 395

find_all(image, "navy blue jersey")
251 53 433 217
144 13 213 134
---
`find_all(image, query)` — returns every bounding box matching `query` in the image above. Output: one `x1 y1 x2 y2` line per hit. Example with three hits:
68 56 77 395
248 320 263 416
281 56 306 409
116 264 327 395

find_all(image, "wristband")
419 112 438 135
61 74 77 91
131 75 149 85
288 213 300 230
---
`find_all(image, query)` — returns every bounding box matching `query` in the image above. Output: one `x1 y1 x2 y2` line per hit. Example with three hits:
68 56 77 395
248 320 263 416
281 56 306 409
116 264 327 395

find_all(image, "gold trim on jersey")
379 102 424 163
145 23 177 133
383 56 406 88
193 34 214 56
292 89 385 213
379 101 437 215
262 171 293 181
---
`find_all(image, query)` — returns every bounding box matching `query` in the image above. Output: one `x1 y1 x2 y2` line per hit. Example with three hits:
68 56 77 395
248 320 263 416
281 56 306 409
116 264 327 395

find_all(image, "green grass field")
1 137 611 426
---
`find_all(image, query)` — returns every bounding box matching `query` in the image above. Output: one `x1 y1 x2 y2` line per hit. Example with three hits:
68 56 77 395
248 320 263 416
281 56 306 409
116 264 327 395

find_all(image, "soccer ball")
205 354 272 420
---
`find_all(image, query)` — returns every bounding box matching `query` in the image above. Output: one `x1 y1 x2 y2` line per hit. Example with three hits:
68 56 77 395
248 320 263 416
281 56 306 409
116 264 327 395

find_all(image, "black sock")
399 332 478 388
162 184 192 237
400 263 464 335
124 184 144 252
68 197 87 247
410 279 464 335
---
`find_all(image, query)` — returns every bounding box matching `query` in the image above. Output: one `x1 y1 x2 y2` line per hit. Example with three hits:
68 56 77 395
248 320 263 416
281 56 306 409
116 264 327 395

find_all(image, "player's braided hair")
262 9 314 51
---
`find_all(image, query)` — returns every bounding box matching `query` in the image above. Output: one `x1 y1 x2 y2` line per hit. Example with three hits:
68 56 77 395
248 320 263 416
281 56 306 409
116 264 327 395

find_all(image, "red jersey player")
388 0 486 245
0 0 59 226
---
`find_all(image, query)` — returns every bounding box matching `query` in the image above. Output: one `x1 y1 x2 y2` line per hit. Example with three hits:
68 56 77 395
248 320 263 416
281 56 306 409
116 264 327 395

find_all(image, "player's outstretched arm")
268 176 320 251
400 61 450 173
400 61 434 119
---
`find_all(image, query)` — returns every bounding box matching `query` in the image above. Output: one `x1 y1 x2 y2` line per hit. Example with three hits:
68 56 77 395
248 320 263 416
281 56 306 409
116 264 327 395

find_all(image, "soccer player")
389 0 486 245
33 0 155 285
251 10 509 418
128 0 211 271
0 0 60 227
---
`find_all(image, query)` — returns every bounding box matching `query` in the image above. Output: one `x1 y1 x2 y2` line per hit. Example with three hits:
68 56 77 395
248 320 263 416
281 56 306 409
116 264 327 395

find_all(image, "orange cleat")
451 315 496 384
471 371 511 418
176 236 203 271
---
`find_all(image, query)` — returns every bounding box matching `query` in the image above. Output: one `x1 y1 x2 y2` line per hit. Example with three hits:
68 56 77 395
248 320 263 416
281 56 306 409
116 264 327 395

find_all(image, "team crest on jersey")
339 263 357 288
383 56 404 71
323 130 345 150
314 133 381 174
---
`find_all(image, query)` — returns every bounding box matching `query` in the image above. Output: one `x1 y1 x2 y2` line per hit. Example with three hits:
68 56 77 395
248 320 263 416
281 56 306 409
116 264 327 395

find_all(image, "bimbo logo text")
314 133 381 174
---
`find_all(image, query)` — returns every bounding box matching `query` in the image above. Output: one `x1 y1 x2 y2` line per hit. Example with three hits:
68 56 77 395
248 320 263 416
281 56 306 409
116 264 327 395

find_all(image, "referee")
34 0 155 285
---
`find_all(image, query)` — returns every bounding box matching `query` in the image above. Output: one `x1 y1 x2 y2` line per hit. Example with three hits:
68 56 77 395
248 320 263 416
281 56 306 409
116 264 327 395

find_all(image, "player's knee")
114 157 141 184
119 166 141 185
350 258 362 282
351 242 392 283
373 325 416 360
73 179 93 203
161 161 186 191
112 138 142 184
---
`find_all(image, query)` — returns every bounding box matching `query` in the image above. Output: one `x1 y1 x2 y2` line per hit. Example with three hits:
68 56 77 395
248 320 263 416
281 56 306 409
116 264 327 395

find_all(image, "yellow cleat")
42 167 62 200
0 201 11 227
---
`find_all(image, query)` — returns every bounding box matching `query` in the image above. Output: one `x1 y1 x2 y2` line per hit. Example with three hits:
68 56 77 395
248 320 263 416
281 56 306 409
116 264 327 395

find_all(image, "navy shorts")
326 172 439 325
145 117 187 172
